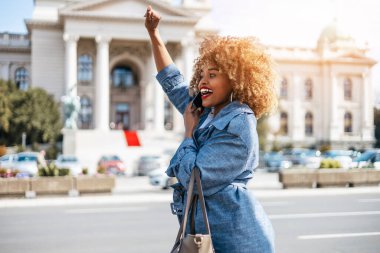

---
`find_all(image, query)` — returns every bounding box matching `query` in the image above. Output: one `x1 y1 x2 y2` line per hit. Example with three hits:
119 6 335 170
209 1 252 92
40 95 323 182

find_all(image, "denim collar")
207 101 253 130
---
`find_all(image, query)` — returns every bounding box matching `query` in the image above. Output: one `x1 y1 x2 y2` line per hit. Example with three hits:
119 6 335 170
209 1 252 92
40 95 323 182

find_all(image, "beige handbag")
170 168 214 253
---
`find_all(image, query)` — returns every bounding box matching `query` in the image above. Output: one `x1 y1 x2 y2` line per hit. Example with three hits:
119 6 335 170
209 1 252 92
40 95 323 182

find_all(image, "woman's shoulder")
226 111 257 137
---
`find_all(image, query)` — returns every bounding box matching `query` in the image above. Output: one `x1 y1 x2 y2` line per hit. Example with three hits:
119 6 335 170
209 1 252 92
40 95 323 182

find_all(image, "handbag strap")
171 167 212 252
193 168 211 235
172 168 196 249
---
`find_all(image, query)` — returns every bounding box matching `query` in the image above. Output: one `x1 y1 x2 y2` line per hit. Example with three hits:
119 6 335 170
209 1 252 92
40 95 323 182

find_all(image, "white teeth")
200 88 213 95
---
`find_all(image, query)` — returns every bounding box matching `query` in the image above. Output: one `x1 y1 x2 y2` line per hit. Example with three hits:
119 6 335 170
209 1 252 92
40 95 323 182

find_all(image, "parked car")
351 149 380 168
13 152 46 177
0 154 17 169
263 152 292 172
97 155 126 175
137 155 166 176
322 150 360 169
148 167 177 189
283 149 322 169
55 155 83 176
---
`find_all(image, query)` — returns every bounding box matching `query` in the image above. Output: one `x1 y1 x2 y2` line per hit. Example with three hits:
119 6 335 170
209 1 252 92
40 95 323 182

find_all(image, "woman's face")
197 65 233 115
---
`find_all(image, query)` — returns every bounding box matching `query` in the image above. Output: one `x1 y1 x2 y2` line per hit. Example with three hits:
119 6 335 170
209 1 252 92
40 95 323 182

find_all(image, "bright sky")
0 0 379 101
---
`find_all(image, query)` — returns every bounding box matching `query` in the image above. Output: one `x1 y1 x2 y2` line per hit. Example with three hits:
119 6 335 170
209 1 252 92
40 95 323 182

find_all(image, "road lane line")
358 198 380 203
269 210 380 219
66 206 147 214
298 232 380 240
261 201 290 207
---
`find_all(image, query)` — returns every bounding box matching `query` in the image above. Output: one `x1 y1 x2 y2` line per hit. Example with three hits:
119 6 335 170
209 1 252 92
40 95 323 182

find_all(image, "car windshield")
103 156 120 161
324 150 352 157
17 155 37 162
141 156 160 161
0 156 10 161
272 154 284 161
60 157 78 162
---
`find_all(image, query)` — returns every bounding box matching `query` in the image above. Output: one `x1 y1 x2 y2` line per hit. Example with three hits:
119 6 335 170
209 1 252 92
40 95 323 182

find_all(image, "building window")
15 67 29 90
79 96 92 129
78 54 93 82
280 77 288 99
305 78 313 100
305 112 313 136
115 103 130 130
164 98 173 130
344 78 352 100
344 112 353 133
112 66 136 88
279 112 288 135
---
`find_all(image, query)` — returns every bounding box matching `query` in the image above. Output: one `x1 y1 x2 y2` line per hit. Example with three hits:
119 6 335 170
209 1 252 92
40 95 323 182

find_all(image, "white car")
13 152 45 177
148 167 177 189
0 154 17 169
55 155 83 176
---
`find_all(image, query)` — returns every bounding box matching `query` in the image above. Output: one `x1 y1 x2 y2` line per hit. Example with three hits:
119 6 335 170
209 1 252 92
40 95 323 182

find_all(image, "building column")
95 36 111 131
173 52 186 132
63 34 79 96
329 73 339 140
361 71 374 141
291 74 303 141
153 79 165 131
181 34 195 83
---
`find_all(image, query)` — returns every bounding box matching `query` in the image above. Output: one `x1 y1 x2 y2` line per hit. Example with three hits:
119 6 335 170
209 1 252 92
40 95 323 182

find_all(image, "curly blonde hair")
190 35 278 119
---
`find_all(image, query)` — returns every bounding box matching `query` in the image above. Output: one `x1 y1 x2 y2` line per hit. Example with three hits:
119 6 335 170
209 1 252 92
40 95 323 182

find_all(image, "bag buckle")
170 202 183 215
194 235 203 248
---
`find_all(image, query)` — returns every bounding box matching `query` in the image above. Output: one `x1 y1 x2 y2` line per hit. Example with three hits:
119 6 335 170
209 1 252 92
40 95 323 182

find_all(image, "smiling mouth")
200 88 213 98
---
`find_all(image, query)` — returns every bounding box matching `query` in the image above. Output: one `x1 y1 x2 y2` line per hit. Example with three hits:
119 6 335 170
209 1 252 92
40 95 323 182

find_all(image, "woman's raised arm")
145 5 173 72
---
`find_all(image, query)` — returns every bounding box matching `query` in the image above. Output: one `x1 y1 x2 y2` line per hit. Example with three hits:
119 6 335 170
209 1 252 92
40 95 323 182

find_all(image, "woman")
145 5 278 253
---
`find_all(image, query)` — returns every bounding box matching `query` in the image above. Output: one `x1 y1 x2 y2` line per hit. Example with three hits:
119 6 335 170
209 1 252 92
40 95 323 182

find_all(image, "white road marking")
269 211 380 219
261 201 290 207
66 206 148 214
358 198 380 203
298 232 380 240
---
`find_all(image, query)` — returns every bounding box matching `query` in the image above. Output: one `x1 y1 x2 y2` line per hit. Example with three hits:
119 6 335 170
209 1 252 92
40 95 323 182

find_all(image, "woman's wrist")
148 29 160 40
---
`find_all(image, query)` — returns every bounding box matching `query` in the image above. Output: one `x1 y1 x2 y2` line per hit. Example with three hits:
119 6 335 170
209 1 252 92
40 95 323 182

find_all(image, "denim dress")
157 64 275 253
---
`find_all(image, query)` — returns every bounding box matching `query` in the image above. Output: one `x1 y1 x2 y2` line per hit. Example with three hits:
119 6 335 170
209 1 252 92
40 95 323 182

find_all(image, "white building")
270 20 376 150
0 0 376 172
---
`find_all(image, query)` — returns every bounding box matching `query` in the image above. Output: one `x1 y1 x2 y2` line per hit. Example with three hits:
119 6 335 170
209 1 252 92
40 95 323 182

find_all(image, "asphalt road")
0 177 379 253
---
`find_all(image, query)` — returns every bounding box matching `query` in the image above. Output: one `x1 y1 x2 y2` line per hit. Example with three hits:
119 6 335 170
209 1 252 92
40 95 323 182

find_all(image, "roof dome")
318 19 356 49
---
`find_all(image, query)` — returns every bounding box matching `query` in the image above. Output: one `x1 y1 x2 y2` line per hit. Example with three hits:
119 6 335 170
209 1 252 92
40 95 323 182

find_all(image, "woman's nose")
198 77 208 88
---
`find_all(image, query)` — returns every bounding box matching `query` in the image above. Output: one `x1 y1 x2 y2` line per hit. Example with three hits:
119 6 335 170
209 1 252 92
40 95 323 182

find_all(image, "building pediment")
60 0 198 23
331 51 377 65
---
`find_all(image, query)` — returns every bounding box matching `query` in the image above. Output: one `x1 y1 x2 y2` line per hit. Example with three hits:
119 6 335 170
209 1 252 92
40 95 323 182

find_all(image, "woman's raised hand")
144 5 161 33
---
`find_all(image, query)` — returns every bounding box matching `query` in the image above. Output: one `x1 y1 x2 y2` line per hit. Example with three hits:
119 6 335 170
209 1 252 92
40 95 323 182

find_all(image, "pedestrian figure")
145 5 278 253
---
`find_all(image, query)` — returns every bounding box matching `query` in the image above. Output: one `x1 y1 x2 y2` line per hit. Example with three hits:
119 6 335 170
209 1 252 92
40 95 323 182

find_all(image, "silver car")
55 155 83 176
137 155 166 176
0 154 18 170
13 152 46 177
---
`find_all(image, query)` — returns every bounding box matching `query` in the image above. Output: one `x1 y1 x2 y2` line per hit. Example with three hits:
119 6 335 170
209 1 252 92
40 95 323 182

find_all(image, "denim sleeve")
165 130 249 196
156 64 191 115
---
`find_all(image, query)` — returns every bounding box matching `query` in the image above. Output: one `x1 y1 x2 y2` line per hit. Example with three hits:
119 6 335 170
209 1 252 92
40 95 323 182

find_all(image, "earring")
230 92 234 102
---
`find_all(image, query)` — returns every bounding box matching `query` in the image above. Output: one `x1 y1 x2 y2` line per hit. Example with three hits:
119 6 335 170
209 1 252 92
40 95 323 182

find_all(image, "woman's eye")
209 73 216 78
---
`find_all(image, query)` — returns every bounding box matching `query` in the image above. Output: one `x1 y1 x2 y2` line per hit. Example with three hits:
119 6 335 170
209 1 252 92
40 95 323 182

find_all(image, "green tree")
0 80 14 144
0 80 62 147
257 116 270 151
375 107 380 148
